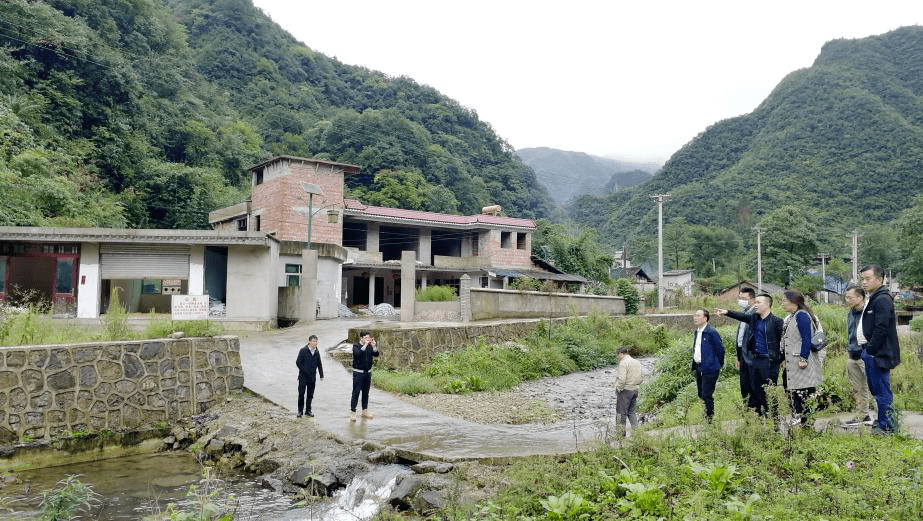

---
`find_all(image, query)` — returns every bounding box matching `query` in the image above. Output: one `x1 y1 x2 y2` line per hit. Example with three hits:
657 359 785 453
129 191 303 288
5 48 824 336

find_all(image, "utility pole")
851 230 859 283
651 194 671 310
754 227 764 292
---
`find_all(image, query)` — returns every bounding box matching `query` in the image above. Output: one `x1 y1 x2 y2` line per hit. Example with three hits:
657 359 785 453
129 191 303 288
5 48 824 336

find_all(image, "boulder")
412 461 454 474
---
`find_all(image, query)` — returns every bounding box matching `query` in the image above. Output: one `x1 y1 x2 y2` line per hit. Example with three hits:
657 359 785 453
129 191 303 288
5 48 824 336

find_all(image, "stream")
3 453 408 520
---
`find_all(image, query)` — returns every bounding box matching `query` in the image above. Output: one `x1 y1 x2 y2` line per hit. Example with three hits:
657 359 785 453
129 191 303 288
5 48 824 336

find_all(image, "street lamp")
296 181 323 252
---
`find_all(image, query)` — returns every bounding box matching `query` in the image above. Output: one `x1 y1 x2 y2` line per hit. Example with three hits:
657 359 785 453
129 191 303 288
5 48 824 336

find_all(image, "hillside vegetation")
568 26 923 272
0 0 554 229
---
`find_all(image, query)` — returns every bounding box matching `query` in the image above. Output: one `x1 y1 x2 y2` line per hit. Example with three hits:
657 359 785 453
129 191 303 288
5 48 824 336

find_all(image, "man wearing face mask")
732 288 757 406
716 293 783 416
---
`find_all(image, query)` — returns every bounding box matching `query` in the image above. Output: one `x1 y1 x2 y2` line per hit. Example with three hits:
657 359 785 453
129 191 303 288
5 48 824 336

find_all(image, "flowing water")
2 452 406 520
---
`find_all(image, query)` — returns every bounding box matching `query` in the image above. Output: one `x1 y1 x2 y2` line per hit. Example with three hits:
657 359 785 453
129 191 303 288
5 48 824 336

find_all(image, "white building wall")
77 242 101 319
189 245 204 295
226 243 277 322
316 257 342 319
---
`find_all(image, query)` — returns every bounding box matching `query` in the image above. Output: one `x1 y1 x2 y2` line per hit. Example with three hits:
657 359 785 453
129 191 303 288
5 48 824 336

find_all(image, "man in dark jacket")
350 330 380 421
691 309 725 421
716 293 783 416
733 287 757 407
858 265 901 433
295 334 324 417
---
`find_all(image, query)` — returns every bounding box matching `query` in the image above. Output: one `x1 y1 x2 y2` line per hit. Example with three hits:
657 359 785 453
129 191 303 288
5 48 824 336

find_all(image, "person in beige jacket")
614 346 644 436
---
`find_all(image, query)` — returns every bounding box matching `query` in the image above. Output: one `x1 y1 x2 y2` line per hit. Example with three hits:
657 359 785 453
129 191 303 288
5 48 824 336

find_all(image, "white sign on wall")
171 294 209 321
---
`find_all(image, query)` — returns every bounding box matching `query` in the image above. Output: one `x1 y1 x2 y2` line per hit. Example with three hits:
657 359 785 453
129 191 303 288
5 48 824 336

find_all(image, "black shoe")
306 411 314 417
296 414 302 418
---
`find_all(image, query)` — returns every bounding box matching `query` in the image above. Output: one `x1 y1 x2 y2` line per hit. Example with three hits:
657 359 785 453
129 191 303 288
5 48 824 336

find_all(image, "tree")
611 278 640 314
897 195 923 286
532 220 613 283
758 205 819 284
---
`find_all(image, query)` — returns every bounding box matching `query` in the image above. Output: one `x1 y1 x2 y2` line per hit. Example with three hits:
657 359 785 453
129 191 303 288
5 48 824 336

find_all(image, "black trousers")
746 357 773 415
351 371 372 411
297 376 316 415
695 368 719 419
738 357 752 402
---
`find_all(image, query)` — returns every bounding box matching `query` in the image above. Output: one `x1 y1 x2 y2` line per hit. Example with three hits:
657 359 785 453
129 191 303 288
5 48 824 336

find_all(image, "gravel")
396 359 658 425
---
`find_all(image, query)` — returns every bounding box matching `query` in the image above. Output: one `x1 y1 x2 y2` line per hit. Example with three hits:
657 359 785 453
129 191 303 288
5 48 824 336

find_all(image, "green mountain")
0 0 554 229
516 147 657 206
569 26 923 256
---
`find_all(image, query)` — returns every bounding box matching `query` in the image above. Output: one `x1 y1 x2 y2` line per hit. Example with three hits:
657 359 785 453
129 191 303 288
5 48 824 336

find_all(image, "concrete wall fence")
0 337 244 442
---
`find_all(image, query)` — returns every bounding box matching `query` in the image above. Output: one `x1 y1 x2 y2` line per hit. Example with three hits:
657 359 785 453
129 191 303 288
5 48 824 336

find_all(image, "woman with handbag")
780 289 824 425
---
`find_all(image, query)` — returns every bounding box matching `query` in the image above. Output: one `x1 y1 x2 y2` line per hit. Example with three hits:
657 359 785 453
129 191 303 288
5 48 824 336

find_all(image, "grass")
426 421 923 520
375 314 679 395
0 307 224 347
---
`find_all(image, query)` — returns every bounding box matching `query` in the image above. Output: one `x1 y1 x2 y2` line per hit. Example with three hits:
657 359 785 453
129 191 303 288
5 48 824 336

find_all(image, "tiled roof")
343 199 535 229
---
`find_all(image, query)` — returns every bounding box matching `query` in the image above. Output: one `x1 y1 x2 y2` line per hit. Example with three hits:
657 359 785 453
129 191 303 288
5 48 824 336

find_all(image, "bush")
611 278 640 314
910 314 923 332
510 277 542 291
415 284 457 301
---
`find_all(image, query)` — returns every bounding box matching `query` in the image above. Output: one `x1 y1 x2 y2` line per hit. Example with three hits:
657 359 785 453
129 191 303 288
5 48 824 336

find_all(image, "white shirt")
694 325 705 363
856 297 870 345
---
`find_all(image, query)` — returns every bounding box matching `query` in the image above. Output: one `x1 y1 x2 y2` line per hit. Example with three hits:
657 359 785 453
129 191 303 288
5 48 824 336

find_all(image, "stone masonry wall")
0 337 244 442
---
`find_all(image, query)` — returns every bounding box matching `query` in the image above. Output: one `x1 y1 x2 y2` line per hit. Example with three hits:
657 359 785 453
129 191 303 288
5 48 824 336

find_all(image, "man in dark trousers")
295 334 323 417
350 330 379 421
716 293 783 416
732 287 757 406
858 265 901 433
691 309 725 422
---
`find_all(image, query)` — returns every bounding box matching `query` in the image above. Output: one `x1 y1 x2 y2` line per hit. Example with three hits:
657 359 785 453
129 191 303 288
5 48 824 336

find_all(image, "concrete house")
208 156 584 319
662 269 694 296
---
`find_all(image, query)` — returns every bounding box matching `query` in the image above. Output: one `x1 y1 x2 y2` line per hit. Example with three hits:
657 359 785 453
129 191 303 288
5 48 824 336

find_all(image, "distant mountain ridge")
567 26 923 251
516 147 658 206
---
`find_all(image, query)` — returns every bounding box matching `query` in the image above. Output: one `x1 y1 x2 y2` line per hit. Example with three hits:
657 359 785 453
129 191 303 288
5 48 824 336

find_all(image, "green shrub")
415 284 457 301
39 475 98 521
910 314 923 332
101 287 134 341
611 278 640 315
510 277 541 291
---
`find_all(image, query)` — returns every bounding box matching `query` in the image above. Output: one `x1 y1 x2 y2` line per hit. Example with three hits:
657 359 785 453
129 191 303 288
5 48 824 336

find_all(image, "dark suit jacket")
296 346 324 380
691 324 725 374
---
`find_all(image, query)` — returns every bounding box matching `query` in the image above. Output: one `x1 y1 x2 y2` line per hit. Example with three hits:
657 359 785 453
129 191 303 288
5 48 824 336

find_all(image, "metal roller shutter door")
99 244 190 279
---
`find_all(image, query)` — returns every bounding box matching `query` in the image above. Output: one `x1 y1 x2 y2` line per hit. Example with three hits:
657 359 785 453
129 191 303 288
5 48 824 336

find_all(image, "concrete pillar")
77 242 101 318
421 274 428 289
460 273 471 322
418 228 431 264
366 222 380 252
188 245 205 295
401 250 416 322
368 274 376 307
301 249 318 322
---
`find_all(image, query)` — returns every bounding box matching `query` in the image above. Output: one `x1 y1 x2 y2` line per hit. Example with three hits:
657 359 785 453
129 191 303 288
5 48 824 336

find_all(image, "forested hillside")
0 0 554 229
569 26 923 276
516 147 656 206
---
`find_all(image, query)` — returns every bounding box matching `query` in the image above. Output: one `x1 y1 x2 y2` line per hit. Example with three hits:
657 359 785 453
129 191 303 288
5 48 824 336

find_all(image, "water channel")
3 452 408 520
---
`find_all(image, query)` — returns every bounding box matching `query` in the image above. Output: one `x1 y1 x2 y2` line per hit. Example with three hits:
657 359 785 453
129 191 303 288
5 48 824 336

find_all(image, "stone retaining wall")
349 319 567 370
0 337 244 442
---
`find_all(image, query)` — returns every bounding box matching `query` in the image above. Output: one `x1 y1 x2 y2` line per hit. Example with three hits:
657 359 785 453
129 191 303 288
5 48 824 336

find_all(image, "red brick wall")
480 230 532 269
251 159 346 245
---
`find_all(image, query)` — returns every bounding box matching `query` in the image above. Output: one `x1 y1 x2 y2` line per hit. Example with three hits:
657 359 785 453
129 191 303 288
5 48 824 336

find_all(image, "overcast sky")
252 0 922 164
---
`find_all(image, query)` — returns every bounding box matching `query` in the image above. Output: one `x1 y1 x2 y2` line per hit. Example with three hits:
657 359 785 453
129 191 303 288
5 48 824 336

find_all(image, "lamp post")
298 181 323 251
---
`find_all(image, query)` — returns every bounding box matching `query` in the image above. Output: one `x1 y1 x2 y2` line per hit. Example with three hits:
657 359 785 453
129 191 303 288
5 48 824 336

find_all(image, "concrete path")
237 320 614 462
237 320 923 462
